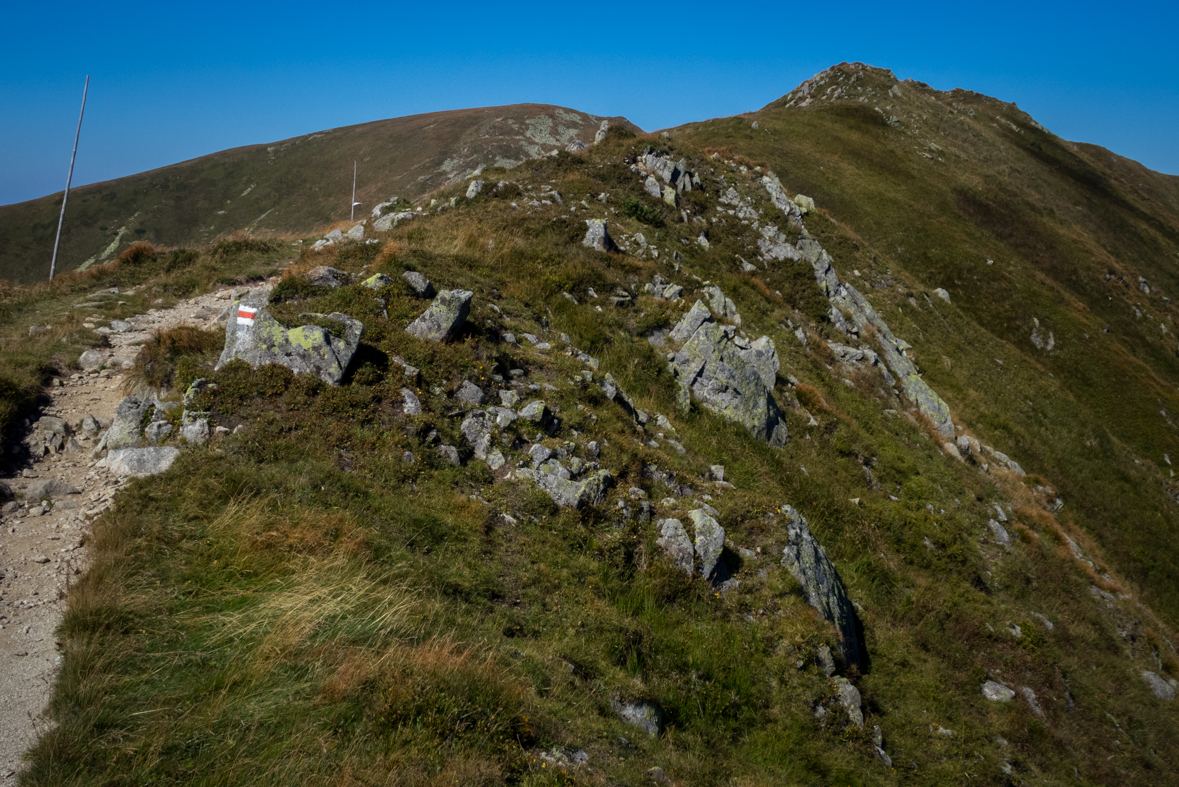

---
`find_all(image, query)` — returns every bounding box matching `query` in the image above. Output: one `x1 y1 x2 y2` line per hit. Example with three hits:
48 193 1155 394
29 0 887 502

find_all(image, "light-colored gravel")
0 280 274 781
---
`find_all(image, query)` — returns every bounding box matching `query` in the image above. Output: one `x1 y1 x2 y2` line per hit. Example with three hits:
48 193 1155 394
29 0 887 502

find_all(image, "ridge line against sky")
1 0 1176 206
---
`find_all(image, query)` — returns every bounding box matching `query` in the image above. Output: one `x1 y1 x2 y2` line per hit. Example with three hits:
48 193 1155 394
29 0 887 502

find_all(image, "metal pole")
350 161 357 222
50 75 90 281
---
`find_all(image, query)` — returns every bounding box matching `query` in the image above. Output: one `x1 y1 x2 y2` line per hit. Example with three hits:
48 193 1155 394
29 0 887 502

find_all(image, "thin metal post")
50 75 90 281
350 161 357 222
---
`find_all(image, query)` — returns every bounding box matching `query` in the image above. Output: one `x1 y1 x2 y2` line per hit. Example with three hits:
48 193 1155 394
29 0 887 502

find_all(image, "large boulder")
405 289 472 342
669 319 789 447
216 291 363 386
780 505 862 669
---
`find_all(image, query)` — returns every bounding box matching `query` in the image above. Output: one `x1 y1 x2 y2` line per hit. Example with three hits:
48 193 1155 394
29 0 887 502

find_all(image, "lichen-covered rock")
437 445 461 465
466 180 483 198
602 373 647 425
78 348 104 370
517 400 551 425
362 273 394 289
582 219 618 252
793 194 816 214
702 285 741 326
780 505 862 669
669 300 712 343
656 518 693 574
345 223 365 242
402 271 436 298
216 292 363 386
594 120 609 144
405 289 471 342
669 321 789 447
102 447 180 477
688 508 725 581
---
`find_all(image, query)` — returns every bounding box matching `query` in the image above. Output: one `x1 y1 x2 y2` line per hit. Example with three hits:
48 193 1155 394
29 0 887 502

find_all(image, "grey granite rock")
405 289 471 342
781 505 861 669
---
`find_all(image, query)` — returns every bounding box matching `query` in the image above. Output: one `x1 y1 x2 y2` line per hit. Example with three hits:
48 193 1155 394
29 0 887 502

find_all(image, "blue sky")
1 0 1176 206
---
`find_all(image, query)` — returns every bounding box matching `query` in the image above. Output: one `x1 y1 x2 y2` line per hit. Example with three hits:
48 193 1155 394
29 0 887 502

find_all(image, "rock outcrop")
668 303 788 447
216 291 363 386
761 173 956 438
780 505 862 669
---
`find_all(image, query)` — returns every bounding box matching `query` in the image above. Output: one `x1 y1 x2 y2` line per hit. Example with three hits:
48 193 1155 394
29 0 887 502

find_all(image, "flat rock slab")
102 447 180 477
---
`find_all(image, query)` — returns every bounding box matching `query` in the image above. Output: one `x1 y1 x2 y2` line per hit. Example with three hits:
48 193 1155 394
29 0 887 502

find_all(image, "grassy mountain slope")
4 69 1179 786
675 62 1179 629
0 105 636 284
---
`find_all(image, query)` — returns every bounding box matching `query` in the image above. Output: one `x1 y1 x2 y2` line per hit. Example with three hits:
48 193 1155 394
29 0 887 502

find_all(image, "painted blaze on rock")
780 505 862 670
216 291 363 386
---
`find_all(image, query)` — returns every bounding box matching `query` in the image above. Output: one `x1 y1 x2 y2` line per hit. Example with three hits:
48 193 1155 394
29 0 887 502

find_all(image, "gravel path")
0 281 270 781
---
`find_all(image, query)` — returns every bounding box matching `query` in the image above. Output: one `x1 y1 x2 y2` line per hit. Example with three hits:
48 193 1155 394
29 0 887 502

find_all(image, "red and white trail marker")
237 306 257 327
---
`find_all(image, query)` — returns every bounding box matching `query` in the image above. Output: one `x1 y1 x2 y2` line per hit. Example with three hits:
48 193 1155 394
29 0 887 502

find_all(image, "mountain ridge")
0 103 637 283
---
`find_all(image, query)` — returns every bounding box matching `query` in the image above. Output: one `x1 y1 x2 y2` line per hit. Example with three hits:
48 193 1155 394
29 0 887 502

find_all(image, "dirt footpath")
0 282 267 780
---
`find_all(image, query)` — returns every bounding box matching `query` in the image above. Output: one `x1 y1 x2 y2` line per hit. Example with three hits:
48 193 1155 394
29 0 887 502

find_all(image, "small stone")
981 681 1016 702
402 271 436 298
932 288 951 304
456 380 487 405
33 555 50 564
436 445 461 465
610 695 663 736
1143 670 1176 700
401 388 422 416
305 266 351 288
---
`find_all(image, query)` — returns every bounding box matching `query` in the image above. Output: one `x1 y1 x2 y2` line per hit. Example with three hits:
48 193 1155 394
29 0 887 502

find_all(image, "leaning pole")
49 75 90 281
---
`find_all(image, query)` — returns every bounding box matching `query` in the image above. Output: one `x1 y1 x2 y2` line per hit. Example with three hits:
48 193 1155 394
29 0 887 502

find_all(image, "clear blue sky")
2 0 1176 206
